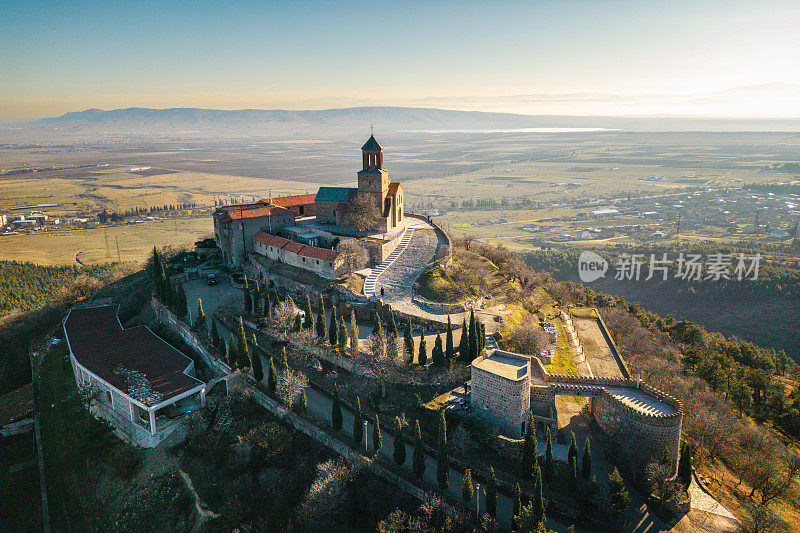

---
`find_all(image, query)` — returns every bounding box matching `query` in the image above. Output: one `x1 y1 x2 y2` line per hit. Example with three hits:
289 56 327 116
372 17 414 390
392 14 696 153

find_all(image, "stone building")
213 203 296 268
212 134 407 276
471 347 683 473
471 350 532 436
314 135 404 233
63 305 206 448
253 232 345 279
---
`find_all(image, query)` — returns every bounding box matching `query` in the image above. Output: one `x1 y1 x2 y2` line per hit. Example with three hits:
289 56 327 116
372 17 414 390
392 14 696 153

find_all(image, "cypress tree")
337 317 348 353
459 318 469 361
479 323 486 352
485 466 497 518
277 346 289 376
436 443 448 490
349 309 359 354
251 334 264 382
432 333 444 367
293 313 302 332
532 463 545 526
462 468 474 503
297 390 307 412
678 443 692 490
568 432 578 468
267 358 277 395
445 316 454 362
412 420 425 479
236 317 250 369
569 454 578 485
331 388 342 432
404 322 414 360
194 298 206 332
418 336 427 366
437 409 447 449
353 397 363 446
329 306 338 346
544 426 554 486
217 332 227 362
372 311 383 338
176 283 188 317
468 309 477 360
243 281 252 314
512 483 522 531
302 295 314 330
316 295 326 339
265 292 272 317
608 467 630 519
372 414 382 452
581 437 592 480
150 246 162 287
521 413 536 480
210 320 220 348
392 417 406 466
252 284 260 315
388 311 398 339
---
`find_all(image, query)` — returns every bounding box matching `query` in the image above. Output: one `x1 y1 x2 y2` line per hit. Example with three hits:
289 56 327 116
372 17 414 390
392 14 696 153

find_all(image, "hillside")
19 106 800 136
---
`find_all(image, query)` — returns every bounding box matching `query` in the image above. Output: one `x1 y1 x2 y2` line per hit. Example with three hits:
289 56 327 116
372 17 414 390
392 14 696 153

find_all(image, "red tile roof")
63 306 204 405
266 194 316 208
224 204 293 220
253 232 338 262
0 383 34 427
253 232 290 248
386 182 402 197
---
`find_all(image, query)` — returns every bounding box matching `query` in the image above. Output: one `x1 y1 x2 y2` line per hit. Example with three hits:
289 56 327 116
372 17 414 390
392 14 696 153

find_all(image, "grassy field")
0 166 314 218
0 216 212 265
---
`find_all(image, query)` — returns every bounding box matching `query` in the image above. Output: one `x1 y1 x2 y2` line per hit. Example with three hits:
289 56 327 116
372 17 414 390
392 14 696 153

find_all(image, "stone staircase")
363 228 414 298
375 229 439 300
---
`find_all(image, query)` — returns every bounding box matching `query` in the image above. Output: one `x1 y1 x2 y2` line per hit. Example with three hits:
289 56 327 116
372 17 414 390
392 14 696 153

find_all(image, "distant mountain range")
22 106 800 135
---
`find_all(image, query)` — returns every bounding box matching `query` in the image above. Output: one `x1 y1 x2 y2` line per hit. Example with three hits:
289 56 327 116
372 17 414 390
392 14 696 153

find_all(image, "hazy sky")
2 0 800 120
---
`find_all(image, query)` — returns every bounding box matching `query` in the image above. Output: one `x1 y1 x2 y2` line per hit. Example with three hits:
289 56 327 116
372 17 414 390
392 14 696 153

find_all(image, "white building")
63 305 206 447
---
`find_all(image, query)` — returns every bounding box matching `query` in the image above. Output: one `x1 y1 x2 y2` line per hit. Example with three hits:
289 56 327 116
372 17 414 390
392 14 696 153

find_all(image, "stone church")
213 135 407 271
315 135 404 233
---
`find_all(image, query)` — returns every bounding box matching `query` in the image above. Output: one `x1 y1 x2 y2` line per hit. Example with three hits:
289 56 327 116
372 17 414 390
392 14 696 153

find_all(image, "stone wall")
593 390 682 473
151 297 232 376
410 295 466 314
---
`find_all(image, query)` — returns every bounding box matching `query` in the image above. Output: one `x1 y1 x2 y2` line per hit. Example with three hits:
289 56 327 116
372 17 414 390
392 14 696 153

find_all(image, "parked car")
207 273 218 286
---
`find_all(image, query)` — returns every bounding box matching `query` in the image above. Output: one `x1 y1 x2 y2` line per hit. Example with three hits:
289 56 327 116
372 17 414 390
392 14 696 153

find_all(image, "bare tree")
277 367 309 408
298 458 358 532
505 318 549 356
335 239 369 275
345 193 381 233
742 501 782 533
270 300 296 335
354 328 403 397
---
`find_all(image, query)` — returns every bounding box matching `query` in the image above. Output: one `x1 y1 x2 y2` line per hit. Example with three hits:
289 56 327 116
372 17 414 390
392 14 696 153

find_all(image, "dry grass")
0 217 212 265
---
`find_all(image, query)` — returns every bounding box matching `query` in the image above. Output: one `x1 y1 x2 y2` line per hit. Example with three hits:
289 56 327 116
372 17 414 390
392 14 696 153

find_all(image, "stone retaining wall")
151 297 232 376
410 295 466 314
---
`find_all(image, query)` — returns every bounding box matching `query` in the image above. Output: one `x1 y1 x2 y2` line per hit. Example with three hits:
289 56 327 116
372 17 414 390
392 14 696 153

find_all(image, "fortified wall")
472 347 683 473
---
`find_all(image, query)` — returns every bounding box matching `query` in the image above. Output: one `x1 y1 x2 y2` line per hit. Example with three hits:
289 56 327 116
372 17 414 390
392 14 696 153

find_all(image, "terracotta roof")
63 306 204 405
267 194 316 208
224 204 293 220
253 232 291 248
386 182 402 197
0 383 34 427
253 232 338 262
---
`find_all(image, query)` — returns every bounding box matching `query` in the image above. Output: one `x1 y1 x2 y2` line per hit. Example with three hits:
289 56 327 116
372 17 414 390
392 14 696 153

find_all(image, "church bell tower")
357 134 390 200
